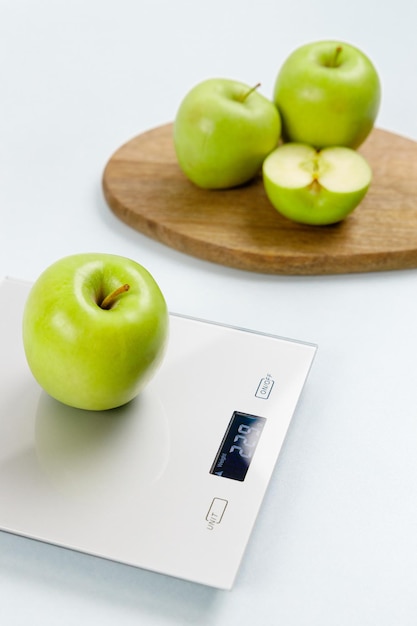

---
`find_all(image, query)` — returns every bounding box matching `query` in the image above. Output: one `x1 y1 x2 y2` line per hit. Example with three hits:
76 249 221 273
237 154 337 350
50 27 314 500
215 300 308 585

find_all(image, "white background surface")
1 1 417 624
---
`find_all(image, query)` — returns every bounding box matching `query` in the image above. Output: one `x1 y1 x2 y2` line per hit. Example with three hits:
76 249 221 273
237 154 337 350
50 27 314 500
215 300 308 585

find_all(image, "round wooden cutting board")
102 124 417 275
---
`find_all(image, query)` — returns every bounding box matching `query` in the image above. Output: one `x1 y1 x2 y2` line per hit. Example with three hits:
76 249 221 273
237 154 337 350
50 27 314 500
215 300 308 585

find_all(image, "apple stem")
239 82 261 102
100 284 130 309
328 46 343 68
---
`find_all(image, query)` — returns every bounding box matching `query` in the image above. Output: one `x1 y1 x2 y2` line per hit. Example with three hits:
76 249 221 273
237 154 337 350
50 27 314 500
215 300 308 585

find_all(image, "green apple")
262 143 372 225
273 40 381 148
22 253 169 411
173 77 281 189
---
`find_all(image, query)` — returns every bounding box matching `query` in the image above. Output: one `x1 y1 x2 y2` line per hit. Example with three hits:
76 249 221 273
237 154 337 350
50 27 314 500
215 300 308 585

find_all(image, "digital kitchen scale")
0 277 316 589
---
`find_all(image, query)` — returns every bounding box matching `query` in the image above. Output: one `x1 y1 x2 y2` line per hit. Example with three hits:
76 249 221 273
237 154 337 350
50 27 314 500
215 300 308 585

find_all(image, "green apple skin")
22 253 169 411
273 40 381 149
173 78 281 189
262 143 372 226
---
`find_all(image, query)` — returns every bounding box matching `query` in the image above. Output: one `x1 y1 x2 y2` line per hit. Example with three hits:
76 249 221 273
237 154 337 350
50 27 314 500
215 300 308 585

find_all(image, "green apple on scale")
273 40 381 148
173 77 281 189
262 143 372 225
23 253 169 411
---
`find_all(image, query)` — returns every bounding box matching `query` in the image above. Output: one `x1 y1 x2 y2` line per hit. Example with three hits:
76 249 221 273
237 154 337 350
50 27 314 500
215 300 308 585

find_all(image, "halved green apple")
262 143 372 225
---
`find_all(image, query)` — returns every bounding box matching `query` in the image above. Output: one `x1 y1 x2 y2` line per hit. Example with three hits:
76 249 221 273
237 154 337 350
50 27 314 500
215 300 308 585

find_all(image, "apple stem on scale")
100 284 130 309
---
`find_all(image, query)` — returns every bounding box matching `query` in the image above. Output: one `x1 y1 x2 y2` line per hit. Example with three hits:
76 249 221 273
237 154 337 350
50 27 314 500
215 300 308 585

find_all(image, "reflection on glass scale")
0 278 316 590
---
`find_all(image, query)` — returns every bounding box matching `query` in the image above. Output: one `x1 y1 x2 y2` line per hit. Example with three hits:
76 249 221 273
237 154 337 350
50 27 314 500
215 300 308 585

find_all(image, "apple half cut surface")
262 143 372 225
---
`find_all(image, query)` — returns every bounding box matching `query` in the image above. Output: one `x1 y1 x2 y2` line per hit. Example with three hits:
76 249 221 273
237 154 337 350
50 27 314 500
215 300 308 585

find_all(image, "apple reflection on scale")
0 277 316 590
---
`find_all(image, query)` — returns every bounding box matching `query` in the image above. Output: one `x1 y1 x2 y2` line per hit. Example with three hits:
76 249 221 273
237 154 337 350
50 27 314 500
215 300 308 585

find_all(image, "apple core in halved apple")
262 143 372 225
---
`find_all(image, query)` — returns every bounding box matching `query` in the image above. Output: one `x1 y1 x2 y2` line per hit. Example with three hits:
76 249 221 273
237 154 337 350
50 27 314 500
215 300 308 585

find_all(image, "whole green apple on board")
273 40 381 149
22 253 169 411
173 78 281 189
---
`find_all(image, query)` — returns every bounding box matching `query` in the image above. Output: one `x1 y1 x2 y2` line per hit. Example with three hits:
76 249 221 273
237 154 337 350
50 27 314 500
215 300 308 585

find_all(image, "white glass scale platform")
0 277 316 589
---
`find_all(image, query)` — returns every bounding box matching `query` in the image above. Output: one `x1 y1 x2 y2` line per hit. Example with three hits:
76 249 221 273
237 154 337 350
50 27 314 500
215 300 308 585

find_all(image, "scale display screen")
210 411 266 481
